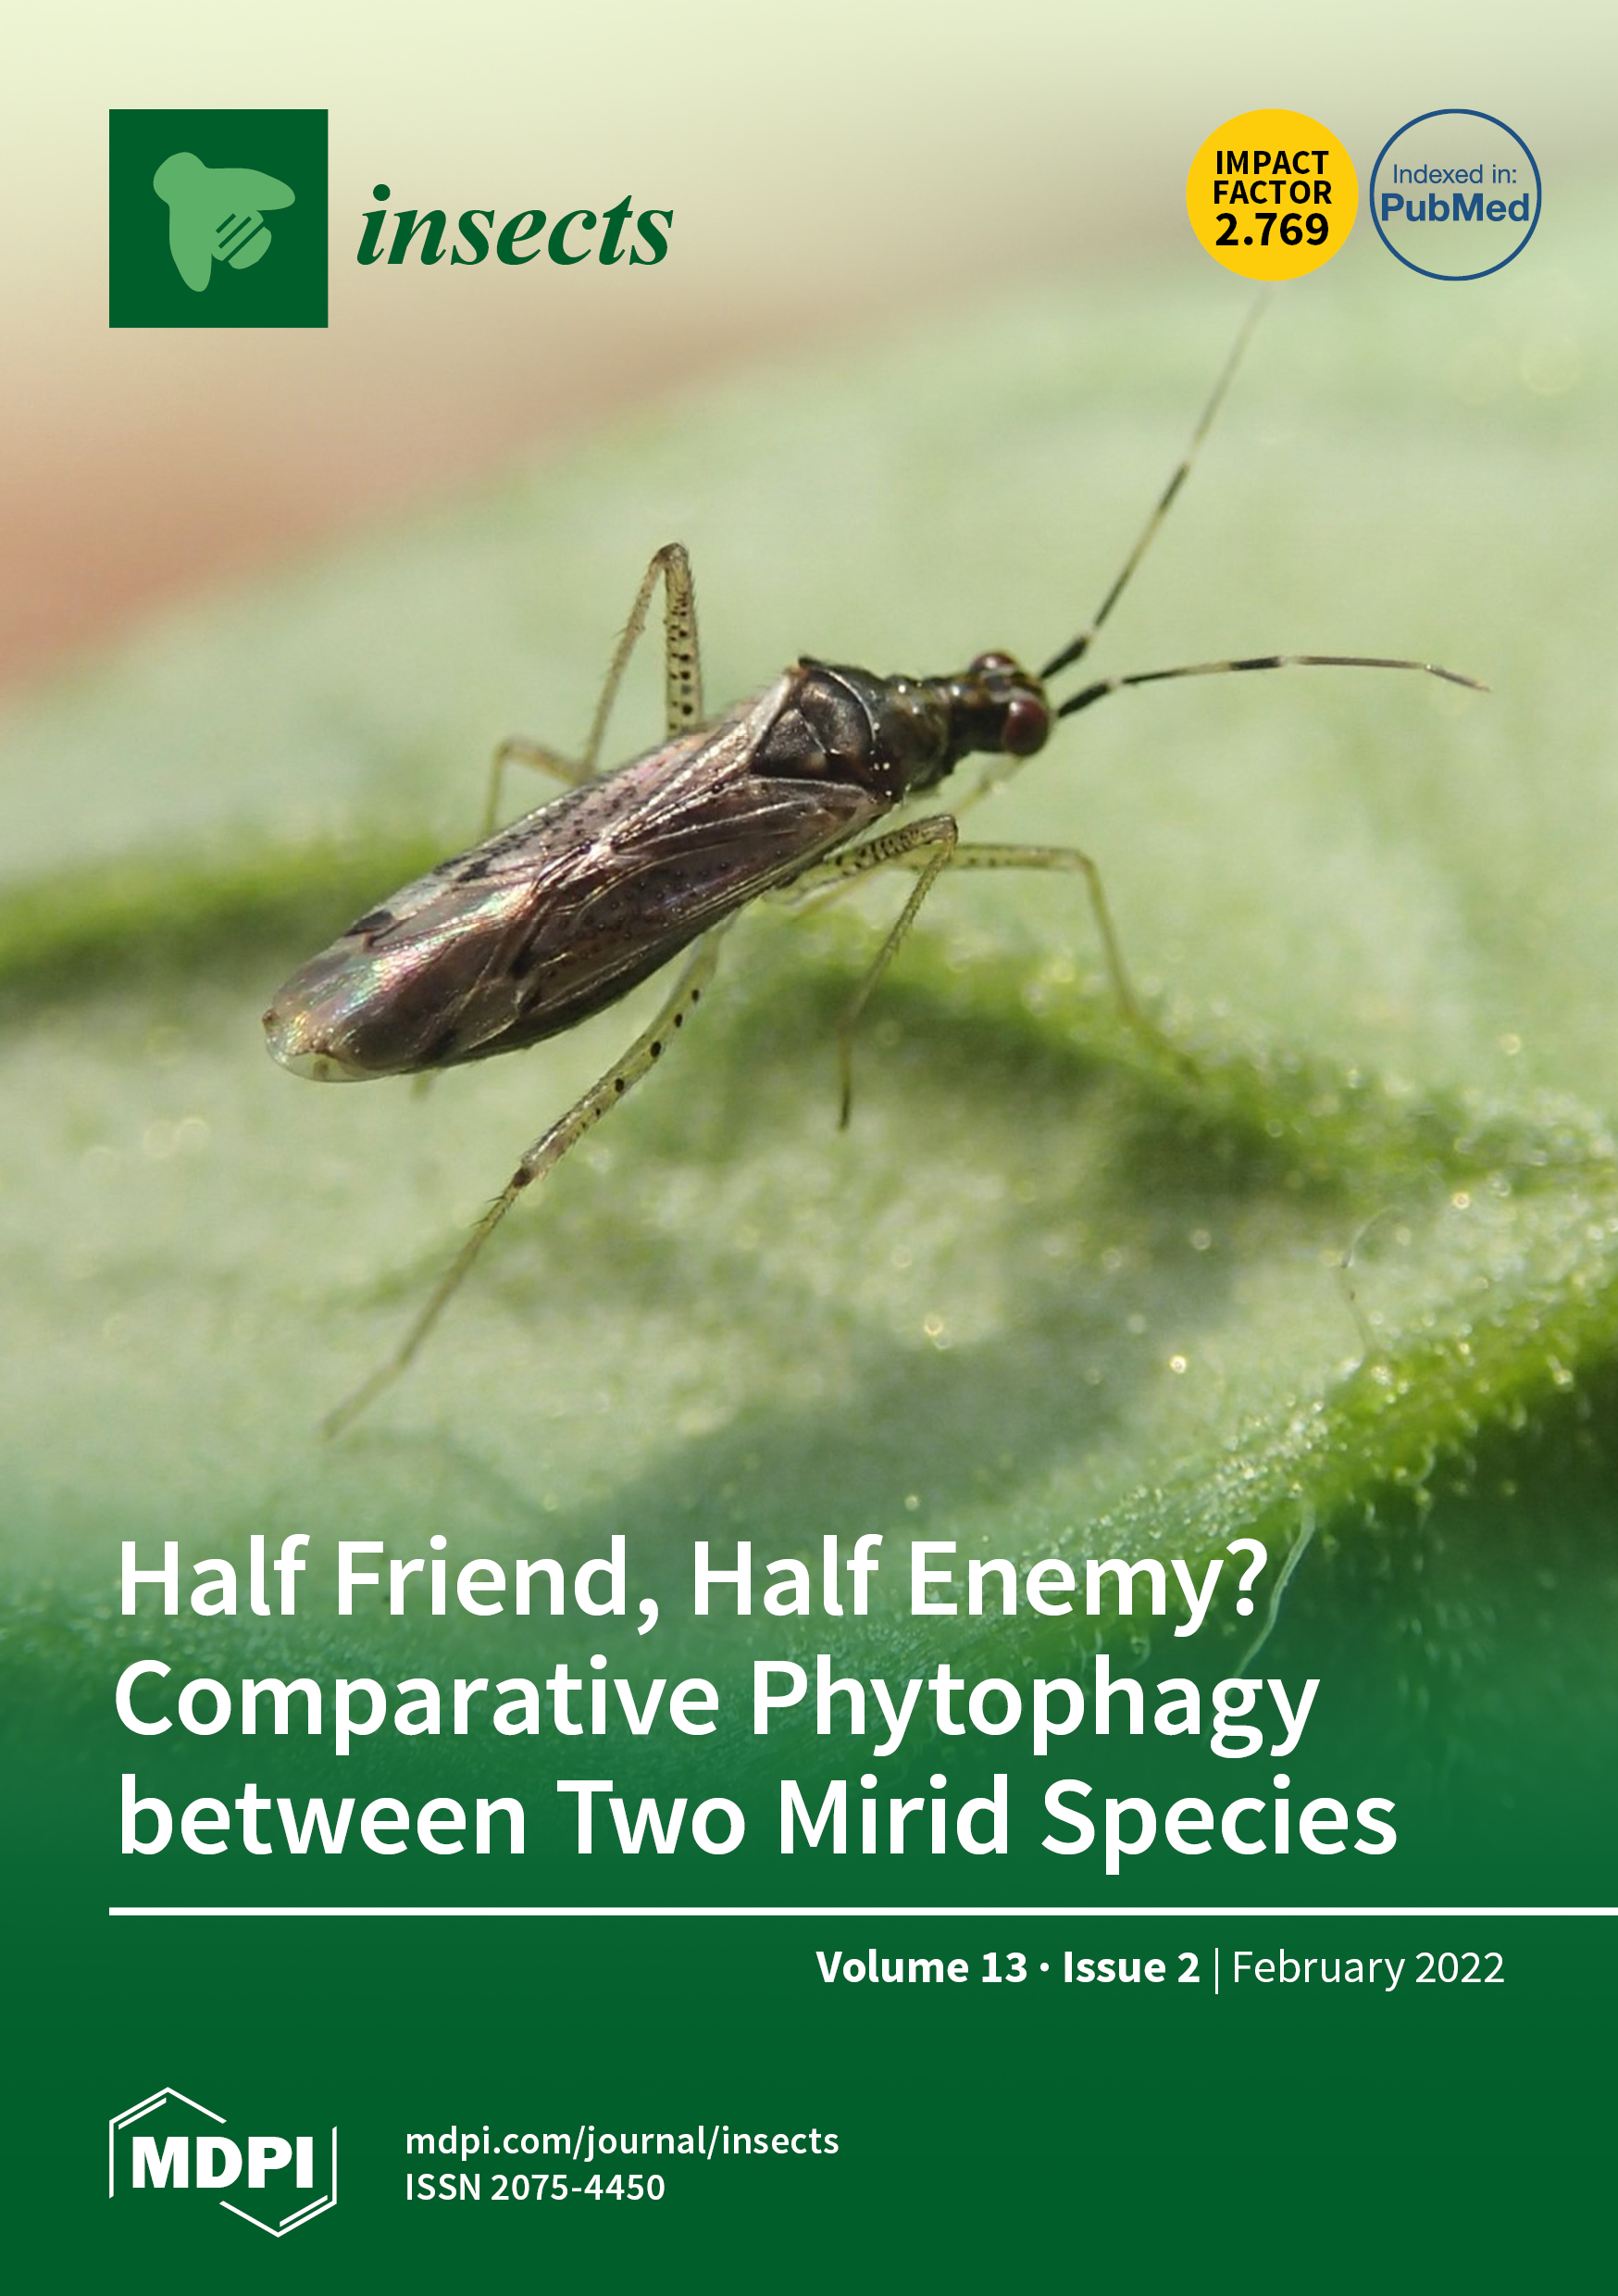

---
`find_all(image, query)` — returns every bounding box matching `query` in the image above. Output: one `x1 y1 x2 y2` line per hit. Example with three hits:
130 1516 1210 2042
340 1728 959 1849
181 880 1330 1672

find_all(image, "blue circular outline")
1369 108 1540 281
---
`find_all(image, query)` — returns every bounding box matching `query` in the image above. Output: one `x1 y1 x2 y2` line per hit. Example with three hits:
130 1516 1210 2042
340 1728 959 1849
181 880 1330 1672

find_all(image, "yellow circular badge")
1187 110 1357 280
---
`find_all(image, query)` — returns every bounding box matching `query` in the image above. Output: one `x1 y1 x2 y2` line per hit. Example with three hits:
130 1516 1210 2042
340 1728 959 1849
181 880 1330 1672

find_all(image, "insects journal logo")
108 109 330 328
107 2083 338 2238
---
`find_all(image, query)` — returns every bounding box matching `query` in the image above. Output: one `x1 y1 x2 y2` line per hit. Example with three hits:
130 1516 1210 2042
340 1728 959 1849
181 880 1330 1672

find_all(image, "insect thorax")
755 656 1050 805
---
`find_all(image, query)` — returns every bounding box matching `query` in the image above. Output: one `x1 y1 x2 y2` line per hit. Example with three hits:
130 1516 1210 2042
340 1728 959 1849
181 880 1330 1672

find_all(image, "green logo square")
109 108 329 328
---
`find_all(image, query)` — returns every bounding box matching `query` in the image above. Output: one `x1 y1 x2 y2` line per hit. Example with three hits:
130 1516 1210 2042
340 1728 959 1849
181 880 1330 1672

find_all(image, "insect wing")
266 678 880 1078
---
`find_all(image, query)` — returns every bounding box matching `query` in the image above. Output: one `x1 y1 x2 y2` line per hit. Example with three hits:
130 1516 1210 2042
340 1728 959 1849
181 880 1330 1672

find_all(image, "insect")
265 310 1480 1435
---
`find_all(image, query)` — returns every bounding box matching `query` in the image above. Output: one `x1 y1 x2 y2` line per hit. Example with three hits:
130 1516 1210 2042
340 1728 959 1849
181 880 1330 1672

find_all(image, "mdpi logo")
108 2084 337 2237
109 110 329 327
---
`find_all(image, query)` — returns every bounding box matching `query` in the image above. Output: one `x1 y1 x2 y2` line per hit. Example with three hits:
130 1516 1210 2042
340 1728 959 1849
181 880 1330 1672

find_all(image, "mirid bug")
265 312 1480 1434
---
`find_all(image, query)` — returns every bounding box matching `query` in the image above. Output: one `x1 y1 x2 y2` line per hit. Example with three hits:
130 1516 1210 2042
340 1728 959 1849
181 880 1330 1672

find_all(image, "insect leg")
482 542 704 832
580 538 704 758
916 839 1142 1032
321 930 724 1438
793 831 1170 1122
918 837 1199 1071
789 815 960 1129
480 735 594 838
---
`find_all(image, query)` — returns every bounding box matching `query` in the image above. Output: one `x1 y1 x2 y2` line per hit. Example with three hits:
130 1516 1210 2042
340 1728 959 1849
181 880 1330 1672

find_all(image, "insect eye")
971 650 1016 675
1001 693 1050 756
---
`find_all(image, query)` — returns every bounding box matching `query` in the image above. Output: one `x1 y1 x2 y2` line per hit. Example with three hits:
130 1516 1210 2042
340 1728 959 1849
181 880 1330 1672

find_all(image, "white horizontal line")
109 1904 1616 1919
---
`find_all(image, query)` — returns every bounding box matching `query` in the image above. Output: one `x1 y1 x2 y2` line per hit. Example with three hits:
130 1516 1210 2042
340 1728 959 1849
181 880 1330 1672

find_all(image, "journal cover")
3 14 1611 2290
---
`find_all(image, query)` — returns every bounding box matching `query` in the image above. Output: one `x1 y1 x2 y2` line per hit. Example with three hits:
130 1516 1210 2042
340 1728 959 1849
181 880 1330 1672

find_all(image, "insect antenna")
1035 299 1486 715
1053 651 1487 722
1039 293 1267 686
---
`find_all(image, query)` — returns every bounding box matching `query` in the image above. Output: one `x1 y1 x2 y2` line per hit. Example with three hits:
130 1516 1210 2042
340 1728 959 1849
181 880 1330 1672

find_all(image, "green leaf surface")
4 215 1616 1736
